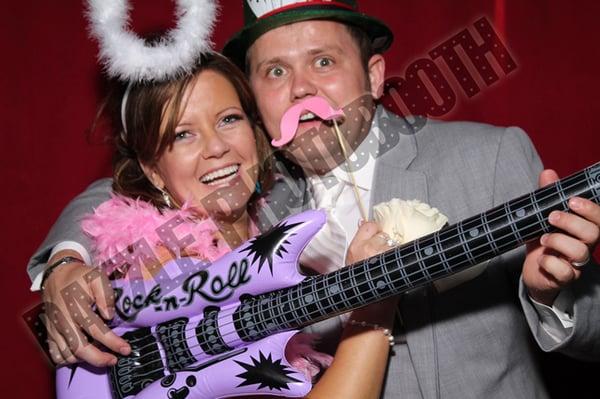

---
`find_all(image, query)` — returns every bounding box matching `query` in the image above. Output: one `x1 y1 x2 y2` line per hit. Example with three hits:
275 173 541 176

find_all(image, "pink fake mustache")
272 96 345 147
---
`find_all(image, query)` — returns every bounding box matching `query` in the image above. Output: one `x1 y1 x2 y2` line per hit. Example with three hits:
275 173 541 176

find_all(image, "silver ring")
387 238 399 247
376 232 398 247
571 253 591 268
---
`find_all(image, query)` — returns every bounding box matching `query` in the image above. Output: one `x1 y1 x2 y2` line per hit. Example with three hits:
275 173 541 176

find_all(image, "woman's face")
147 70 259 217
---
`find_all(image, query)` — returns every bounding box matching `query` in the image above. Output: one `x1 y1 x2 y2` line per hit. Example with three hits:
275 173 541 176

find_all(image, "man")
30 1 600 397
221 3 600 398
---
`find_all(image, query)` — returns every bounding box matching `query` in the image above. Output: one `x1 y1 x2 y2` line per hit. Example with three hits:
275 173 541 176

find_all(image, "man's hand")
41 251 131 367
523 169 600 305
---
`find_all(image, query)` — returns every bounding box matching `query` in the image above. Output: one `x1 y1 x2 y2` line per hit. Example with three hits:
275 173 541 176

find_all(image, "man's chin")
285 134 347 175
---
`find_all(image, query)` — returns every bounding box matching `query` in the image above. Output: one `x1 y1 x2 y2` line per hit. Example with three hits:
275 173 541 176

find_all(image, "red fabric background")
3 1 598 397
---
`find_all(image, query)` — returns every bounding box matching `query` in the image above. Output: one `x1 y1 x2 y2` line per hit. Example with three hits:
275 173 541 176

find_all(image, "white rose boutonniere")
373 199 448 245
374 199 489 293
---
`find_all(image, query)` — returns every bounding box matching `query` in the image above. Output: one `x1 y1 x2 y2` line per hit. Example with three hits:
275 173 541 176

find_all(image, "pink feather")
81 195 229 274
286 333 333 381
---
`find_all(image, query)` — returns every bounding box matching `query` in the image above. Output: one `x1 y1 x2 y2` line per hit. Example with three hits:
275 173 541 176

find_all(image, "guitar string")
117 178 594 384
116 169 599 373
122 171 590 350
123 220 566 381
126 189 599 380
119 173 594 360
118 180 597 376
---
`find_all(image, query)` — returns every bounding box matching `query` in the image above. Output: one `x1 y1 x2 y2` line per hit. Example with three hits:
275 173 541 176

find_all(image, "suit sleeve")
493 128 600 360
27 178 113 286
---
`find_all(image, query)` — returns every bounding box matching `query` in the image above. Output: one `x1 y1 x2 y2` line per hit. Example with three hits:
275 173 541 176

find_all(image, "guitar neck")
232 163 600 341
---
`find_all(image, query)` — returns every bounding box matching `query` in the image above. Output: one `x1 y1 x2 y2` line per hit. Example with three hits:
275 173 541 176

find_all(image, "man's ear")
367 54 386 99
139 161 165 190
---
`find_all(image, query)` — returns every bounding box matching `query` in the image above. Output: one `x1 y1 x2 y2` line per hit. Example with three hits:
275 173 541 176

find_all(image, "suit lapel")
370 108 428 215
371 109 440 398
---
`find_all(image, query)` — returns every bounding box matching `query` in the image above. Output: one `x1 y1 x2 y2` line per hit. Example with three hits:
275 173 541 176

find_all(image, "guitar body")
57 210 327 399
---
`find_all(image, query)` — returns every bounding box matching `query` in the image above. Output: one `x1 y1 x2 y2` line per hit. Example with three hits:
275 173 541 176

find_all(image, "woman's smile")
199 163 241 186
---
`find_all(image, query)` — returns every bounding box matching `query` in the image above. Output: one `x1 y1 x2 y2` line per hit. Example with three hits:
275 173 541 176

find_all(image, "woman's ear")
139 161 165 190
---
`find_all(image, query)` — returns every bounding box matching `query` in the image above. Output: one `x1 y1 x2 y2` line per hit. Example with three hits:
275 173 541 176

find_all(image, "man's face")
248 20 385 174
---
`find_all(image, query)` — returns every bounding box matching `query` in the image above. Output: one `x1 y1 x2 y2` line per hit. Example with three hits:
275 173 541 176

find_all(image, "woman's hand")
40 250 130 367
346 221 397 265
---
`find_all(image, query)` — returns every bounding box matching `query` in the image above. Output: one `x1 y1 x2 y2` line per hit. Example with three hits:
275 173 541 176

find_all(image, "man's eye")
267 66 285 78
315 57 333 68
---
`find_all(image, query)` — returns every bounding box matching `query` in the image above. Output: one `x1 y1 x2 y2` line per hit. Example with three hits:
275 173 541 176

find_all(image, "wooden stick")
332 119 369 221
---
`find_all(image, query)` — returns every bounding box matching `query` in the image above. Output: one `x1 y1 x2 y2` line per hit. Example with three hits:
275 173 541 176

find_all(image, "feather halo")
86 0 218 82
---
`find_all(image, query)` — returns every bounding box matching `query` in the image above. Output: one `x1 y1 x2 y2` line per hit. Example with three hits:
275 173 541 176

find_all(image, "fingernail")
358 219 365 227
540 234 549 245
570 198 582 210
109 357 118 366
120 346 131 355
549 212 560 223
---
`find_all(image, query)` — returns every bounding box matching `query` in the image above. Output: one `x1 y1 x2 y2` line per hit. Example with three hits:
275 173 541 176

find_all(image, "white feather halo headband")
86 0 218 82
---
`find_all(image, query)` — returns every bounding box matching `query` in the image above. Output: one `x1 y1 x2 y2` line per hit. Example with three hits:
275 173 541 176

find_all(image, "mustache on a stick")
273 96 345 147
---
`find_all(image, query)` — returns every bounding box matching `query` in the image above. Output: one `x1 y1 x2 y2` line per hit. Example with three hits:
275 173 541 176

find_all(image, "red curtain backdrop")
3 1 598 397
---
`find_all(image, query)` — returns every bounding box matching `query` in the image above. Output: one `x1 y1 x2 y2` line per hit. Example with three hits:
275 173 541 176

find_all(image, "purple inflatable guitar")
56 163 599 398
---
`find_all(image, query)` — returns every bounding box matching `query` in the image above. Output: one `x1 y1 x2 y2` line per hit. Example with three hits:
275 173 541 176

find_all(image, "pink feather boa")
81 195 230 274
81 195 332 380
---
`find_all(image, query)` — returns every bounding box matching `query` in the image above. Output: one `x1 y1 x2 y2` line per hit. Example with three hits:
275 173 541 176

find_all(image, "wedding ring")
377 232 399 247
387 238 399 247
571 253 591 268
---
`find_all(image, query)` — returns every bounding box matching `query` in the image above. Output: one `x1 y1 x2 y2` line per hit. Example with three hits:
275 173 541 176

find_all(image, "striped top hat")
223 0 393 68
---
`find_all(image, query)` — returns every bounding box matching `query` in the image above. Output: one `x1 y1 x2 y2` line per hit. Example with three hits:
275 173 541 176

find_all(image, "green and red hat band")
257 1 356 20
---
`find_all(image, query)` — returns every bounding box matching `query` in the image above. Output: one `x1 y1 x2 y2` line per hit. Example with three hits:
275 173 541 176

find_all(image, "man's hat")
222 0 393 68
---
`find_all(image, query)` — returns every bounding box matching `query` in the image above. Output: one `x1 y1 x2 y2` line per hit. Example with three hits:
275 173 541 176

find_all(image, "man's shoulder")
79 177 114 197
418 119 509 146
379 109 524 152
87 177 113 190
407 118 534 163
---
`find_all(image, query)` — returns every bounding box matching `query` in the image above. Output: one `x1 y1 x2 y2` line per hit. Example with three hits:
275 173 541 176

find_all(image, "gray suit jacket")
27 178 113 287
368 109 600 398
28 110 599 398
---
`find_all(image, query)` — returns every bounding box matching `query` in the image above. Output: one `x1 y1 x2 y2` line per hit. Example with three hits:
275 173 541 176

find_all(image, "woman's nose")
201 131 229 159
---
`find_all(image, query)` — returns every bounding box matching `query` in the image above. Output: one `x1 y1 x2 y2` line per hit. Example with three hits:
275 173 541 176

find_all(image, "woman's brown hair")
110 52 273 208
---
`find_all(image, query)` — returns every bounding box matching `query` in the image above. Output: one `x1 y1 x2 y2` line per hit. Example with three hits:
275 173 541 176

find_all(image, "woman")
47 53 397 399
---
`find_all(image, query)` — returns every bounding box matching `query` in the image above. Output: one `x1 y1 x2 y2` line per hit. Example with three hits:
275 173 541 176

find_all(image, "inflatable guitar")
55 163 600 399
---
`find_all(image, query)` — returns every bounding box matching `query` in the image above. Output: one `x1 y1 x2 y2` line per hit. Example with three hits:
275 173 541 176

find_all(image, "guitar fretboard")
232 163 600 342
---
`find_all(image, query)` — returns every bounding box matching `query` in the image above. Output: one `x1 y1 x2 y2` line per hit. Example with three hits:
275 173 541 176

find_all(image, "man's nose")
290 70 317 101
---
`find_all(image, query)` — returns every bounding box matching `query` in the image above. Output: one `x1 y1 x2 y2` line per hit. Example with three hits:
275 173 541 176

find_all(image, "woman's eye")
174 131 192 141
315 57 333 68
222 114 243 124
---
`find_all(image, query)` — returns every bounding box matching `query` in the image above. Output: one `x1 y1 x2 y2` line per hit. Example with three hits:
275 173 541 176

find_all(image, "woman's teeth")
200 164 240 185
